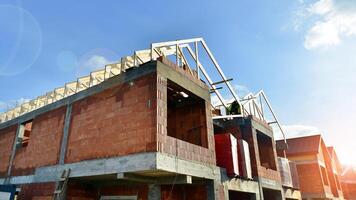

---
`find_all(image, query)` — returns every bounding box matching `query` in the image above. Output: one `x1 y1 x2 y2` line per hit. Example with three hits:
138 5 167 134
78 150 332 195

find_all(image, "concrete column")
222 184 229 200
148 184 161 200
59 104 72 164
258 180 264 200
6 123 23 179
207 180 221 200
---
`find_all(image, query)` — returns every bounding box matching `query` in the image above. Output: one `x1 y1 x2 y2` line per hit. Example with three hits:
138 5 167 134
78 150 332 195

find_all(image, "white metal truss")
228 90 287 143
0 38 241 123
0 38 286 142
150 38 241 110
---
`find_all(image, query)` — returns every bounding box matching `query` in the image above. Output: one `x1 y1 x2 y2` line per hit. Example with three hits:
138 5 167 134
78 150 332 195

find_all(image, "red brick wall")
67 183 205 200
245 123 280 181
156 74 216 165
218 125 242 140
66 182 97 200
258 166 281 182
66 73 157 163
238 125 259 178
17 182 55 200
296 163 325 195
33 183 148 200
157 57 205 88
0 125 16 176
17 182 210 200
217 121 258 176
167 99 207 147
99 185 148 200
161 185 207 200
257 147 281 181
219 119 281 181
342 182 356 200
327 170 339 197
12 107 66 176
68 183 207 200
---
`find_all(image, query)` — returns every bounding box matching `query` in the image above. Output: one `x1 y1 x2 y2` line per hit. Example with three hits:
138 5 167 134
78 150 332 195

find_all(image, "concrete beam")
250 119 273 138
117 173 192 184
220 168 260 200
283 187 302 200
156 61 210 101
259 177 283 191
224 178 260 195
0 152 157 184
159 175 192 185
117 173 156 183
156 153 220 180
0 152 218 185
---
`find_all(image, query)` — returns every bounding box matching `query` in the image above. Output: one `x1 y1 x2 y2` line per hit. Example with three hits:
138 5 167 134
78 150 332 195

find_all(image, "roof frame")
0 37 286 142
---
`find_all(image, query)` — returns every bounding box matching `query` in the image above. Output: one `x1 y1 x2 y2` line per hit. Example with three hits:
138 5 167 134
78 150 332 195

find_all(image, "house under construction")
0 38 301 200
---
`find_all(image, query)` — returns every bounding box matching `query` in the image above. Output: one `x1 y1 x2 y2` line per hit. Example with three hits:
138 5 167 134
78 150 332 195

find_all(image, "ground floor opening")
228 190 256 200
15 175 211 200
262 188 283 200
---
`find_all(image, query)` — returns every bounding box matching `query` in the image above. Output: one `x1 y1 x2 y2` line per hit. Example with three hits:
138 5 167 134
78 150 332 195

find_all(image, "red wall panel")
214 133 239 177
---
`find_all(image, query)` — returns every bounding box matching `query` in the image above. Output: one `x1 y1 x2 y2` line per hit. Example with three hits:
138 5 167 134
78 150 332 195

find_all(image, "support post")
207 180 221 200
148 184 161 200
6 123 23 179
195 41 199 78
59 104 72 164
176 43 179 66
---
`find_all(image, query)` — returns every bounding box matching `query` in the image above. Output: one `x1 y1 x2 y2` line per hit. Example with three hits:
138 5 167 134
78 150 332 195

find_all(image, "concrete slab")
0 152 220 185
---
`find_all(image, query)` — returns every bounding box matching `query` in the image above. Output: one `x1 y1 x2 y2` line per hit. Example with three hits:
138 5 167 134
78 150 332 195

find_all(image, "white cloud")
292 5 309 31
295 0 356 49
307 0 333 15
304 20 340 49
274 124 320 140
82 55 112 70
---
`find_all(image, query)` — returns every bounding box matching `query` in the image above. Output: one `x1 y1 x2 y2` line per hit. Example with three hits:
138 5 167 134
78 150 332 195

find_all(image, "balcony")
278 157 300 189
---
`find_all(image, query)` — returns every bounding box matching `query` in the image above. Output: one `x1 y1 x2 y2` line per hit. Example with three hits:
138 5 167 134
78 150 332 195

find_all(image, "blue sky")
1 0 356 164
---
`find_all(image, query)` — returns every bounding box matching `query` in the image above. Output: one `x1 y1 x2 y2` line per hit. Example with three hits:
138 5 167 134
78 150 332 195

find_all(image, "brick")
11 107 66 176
65 73 157 163
17 182 55 200
0 125 16 175
296 163 325 194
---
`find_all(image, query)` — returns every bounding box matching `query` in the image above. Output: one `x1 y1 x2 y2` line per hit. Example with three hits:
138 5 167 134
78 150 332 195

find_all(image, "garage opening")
229 190 256 200
257 130 277 170
167 80 208 147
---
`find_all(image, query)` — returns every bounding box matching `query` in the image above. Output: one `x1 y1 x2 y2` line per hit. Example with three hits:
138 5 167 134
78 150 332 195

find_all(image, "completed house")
341 166 356 200
277 135 345 200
